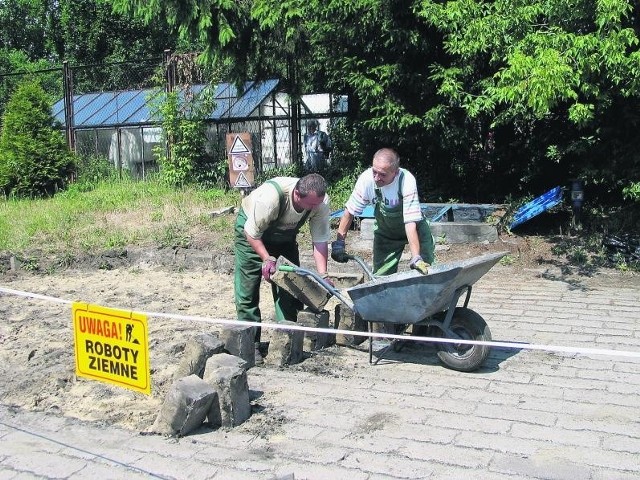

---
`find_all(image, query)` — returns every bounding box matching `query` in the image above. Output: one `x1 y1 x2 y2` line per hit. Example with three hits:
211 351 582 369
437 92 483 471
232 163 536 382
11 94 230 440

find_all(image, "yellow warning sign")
72 302 150 395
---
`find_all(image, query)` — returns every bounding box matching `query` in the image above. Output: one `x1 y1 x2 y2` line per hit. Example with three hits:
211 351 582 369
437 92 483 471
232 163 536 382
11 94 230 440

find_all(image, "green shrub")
152 88 228 188
0 81 75 198
255 163 302 185
327 166 363 210
75 154 119 186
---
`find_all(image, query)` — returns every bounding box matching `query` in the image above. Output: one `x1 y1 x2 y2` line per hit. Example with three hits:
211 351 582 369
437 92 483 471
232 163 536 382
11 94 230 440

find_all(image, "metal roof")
52 79 280 128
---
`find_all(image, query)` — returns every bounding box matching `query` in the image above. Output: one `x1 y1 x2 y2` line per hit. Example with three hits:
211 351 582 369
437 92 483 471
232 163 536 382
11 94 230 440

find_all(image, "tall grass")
0 178 242 255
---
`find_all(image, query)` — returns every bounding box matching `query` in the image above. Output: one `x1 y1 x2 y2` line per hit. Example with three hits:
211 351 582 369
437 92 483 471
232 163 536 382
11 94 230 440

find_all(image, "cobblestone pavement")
1 265 639 480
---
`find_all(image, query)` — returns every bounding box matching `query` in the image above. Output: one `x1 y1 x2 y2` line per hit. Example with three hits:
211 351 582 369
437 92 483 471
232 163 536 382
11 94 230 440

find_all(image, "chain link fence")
1 54 348 183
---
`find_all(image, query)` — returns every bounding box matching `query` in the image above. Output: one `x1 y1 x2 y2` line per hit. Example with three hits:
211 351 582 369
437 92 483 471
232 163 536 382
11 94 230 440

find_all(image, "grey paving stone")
2 268 640 479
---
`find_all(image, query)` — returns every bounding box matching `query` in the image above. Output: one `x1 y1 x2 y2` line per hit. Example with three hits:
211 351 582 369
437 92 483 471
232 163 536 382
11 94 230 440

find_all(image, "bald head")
371 148 400 187
373 148 400 170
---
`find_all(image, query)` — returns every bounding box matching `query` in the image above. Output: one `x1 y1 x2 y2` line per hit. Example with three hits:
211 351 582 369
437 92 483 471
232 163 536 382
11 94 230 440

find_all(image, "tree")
106 0 640 212
0 48 61 120
0 0 50 60
110 0 299 90
418 0 640 201
0 81 75 198
51 0 180 63
152 53 227 187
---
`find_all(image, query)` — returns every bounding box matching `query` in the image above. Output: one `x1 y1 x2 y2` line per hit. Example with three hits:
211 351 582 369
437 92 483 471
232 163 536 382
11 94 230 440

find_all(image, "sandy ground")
0 267 240 429
0 236 633 434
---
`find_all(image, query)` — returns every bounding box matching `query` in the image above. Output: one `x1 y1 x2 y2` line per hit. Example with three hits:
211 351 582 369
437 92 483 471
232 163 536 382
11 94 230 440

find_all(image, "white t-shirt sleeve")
345 169 375 215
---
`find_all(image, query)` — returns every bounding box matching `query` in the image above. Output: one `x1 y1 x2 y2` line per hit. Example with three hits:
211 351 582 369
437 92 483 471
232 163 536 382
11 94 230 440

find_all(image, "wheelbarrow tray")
346 251 507 325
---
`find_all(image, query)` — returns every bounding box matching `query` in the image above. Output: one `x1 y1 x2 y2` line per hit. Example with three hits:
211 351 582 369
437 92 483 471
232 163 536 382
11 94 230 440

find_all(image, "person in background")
303 119 332 172
234 173 332 365
331 147 435 276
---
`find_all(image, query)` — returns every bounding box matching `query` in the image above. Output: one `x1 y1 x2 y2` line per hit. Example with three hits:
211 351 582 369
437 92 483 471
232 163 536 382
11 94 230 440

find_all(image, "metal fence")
1 53 348 181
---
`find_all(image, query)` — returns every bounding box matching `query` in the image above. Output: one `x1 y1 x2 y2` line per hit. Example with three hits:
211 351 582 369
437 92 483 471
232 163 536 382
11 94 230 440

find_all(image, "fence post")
62 61 75 152
288 59 300 168
164 49 175 93
162 49 175 169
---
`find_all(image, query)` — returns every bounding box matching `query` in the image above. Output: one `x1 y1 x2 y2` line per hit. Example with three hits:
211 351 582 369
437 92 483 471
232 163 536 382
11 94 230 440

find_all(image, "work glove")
409 255 430 275
331 239 349 263
261 256 277 282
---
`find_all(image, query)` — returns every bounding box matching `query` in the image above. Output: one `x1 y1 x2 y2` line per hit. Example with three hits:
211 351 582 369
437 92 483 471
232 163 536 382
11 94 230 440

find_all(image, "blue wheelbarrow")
278 251 508 372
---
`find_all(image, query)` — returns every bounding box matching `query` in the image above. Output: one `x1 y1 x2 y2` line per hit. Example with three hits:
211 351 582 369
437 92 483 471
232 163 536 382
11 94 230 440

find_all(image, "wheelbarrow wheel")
434 307 491 372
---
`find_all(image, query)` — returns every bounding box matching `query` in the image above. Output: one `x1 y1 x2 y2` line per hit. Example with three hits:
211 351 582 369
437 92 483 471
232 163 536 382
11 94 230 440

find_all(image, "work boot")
254 342 264 365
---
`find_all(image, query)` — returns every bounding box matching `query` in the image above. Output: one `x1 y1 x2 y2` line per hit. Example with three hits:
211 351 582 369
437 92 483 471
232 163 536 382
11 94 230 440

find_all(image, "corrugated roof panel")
74 93 115 127
211 97 235 119
53 79 281 127
80 93 121 126
52 99 65 124
101 90 149 125
215 82 236 100
125 89 164 124
227 80 279 119
210 82 239 119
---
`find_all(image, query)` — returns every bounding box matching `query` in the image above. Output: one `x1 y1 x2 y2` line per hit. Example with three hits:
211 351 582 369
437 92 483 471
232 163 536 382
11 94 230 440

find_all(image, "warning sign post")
227 133 255 189
72 302 150 395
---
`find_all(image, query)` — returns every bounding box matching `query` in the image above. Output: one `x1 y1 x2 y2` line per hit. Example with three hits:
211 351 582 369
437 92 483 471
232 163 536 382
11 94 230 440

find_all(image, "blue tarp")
509 186 563 230
330 205 375 219
330 204 491 222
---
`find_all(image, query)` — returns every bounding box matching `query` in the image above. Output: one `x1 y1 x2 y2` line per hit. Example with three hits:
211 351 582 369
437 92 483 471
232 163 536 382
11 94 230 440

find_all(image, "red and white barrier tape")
2 286 639 359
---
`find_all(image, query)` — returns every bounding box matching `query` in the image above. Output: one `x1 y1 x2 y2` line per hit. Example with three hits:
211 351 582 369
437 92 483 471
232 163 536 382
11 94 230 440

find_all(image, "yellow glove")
409 255 430 275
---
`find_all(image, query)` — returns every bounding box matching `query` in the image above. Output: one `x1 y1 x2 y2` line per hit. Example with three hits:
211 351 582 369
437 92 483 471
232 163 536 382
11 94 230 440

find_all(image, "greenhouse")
52 79 347 178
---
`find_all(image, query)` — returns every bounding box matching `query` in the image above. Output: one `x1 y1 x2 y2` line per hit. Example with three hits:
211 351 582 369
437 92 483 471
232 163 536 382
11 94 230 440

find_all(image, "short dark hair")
296 173 327 197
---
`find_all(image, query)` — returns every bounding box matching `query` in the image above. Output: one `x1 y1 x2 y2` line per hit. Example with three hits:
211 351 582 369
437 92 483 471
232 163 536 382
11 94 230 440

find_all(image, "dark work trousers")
233 209 303 343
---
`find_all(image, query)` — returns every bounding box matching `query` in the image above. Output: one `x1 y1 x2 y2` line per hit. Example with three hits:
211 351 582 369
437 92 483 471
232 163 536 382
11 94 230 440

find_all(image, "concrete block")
173 333 225 379
334 303 367 346
204 352 249 372
152 374 217 437
264 320 304 366
271 257 331 313
297 309 333 351
203 361 251 428
429 222 498 244
220 325 256 368
371 321 401 335
452 206 483 222
330 272 364 289
360 217 498 244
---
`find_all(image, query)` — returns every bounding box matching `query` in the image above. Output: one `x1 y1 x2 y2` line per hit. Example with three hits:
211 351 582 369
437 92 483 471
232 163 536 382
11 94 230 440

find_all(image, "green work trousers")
373 219 435 275
372 183 436 278
234 210 303 342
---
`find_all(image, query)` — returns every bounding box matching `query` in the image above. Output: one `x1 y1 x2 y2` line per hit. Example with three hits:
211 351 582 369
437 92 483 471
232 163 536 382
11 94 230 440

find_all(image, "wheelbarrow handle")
344 254 375 281
278 265 297 273
277 265 355 310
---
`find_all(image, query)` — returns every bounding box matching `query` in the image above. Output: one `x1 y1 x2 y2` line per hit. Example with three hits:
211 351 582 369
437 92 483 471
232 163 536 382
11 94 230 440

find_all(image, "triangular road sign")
234 171 251 188
230 135 251 154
